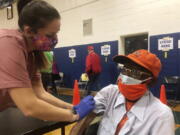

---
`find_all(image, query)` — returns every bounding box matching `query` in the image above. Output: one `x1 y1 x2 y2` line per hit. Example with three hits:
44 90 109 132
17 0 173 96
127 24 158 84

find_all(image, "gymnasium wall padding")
150 32 180 97
53 41 119 90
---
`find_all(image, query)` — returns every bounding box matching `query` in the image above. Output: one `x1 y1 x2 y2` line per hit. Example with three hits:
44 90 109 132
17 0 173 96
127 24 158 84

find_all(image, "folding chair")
54 72 65 89
78 73 89 97
163 76 180 106
58 72 65 87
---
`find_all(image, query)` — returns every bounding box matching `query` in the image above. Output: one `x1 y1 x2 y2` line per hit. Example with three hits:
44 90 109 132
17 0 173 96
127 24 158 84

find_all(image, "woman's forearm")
28 98 77 121
39 90 73 109
32 80 73 109
9 87 78 122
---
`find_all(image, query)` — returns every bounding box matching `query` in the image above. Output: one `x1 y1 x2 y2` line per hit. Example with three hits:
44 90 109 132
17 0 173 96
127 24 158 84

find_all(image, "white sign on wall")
68 49 76 63
69 49 76 58
101 45 111 62
158 37 173 51
101 45 111 56
178 40 180 49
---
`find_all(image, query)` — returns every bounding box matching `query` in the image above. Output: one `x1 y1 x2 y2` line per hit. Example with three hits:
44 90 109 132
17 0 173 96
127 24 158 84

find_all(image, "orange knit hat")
113 49 162 79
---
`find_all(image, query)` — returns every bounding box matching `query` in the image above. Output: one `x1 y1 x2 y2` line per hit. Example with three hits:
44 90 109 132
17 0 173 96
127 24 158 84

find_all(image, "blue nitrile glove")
73 95 95 120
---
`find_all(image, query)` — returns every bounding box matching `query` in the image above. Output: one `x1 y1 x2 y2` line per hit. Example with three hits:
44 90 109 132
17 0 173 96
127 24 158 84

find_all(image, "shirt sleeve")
150 107 175 135
93 85 115 114
85 55 92 73
0 37 32 89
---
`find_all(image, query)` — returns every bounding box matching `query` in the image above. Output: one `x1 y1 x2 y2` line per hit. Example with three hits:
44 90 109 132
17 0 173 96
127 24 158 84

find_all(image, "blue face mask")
118 74 152 85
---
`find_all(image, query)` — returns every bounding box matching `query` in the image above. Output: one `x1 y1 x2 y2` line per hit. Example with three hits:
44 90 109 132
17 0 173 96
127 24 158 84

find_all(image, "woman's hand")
73 96 95 120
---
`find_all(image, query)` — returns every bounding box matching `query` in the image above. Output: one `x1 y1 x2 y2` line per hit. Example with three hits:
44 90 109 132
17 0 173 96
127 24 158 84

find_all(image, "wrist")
69 108 79 122
73 114 80 121
72 107 77 114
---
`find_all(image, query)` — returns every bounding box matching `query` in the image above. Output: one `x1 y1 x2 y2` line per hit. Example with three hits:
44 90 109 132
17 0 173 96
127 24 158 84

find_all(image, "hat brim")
113 55 132 64
113 55 151 74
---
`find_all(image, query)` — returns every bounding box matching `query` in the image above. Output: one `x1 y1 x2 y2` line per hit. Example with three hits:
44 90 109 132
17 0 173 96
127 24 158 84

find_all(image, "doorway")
124 34 148 55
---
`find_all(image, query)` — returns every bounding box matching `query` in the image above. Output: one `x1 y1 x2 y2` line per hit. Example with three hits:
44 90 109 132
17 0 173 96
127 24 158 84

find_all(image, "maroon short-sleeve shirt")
0 29 35 111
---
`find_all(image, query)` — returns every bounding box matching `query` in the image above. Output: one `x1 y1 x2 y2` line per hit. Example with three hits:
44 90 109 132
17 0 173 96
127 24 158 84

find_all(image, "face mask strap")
141 77 152 84
119 73 152 85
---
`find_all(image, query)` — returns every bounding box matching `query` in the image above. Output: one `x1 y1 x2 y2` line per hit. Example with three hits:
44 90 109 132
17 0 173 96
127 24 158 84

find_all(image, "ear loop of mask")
140 77 152 84
118 74 152 85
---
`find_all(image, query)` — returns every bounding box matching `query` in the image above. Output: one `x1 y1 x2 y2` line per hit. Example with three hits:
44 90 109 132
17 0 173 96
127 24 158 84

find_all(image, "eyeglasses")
120 66 152 80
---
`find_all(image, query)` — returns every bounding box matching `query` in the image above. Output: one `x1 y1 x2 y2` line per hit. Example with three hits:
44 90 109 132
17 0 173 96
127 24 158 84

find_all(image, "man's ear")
23 26 34 38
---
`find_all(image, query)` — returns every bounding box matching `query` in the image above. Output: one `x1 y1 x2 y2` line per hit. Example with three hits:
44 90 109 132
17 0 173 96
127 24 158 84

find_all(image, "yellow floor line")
44 129 60 135
44 123 76 135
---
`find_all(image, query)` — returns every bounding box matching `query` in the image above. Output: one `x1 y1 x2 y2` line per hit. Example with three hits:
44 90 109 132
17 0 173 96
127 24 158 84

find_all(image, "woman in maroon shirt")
0 0 94 122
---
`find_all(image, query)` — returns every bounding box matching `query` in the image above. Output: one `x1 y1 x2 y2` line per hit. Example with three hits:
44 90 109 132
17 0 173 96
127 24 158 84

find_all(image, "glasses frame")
120 66 152 80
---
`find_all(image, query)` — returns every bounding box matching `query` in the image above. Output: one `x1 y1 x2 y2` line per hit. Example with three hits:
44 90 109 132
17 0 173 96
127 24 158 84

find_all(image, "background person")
40 51 53 93
85 46 102 95
51 54 62 93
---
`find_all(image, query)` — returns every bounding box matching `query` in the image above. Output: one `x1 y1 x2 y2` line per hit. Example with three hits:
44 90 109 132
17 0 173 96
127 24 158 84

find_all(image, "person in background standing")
85 46 102 95
41 51 53 93
51 54 62 94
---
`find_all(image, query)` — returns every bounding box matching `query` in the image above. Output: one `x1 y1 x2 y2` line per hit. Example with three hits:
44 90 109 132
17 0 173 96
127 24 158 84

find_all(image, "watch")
72 107 77 114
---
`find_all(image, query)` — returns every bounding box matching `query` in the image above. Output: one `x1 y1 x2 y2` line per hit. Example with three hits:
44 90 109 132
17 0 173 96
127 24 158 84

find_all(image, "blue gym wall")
53 40 119 90
150 32 180 97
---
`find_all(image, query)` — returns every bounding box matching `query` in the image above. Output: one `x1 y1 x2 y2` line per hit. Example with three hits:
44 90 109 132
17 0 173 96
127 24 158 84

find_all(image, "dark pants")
51 73 61 93
41 73 52 91
86 73 100 95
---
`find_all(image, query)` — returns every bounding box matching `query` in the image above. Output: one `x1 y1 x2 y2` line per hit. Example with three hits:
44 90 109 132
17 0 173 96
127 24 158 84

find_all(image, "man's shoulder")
98 84 119 96
147 93 173 117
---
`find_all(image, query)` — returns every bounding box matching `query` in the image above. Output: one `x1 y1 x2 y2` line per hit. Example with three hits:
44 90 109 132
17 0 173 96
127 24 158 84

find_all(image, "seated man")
70 49 175 135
